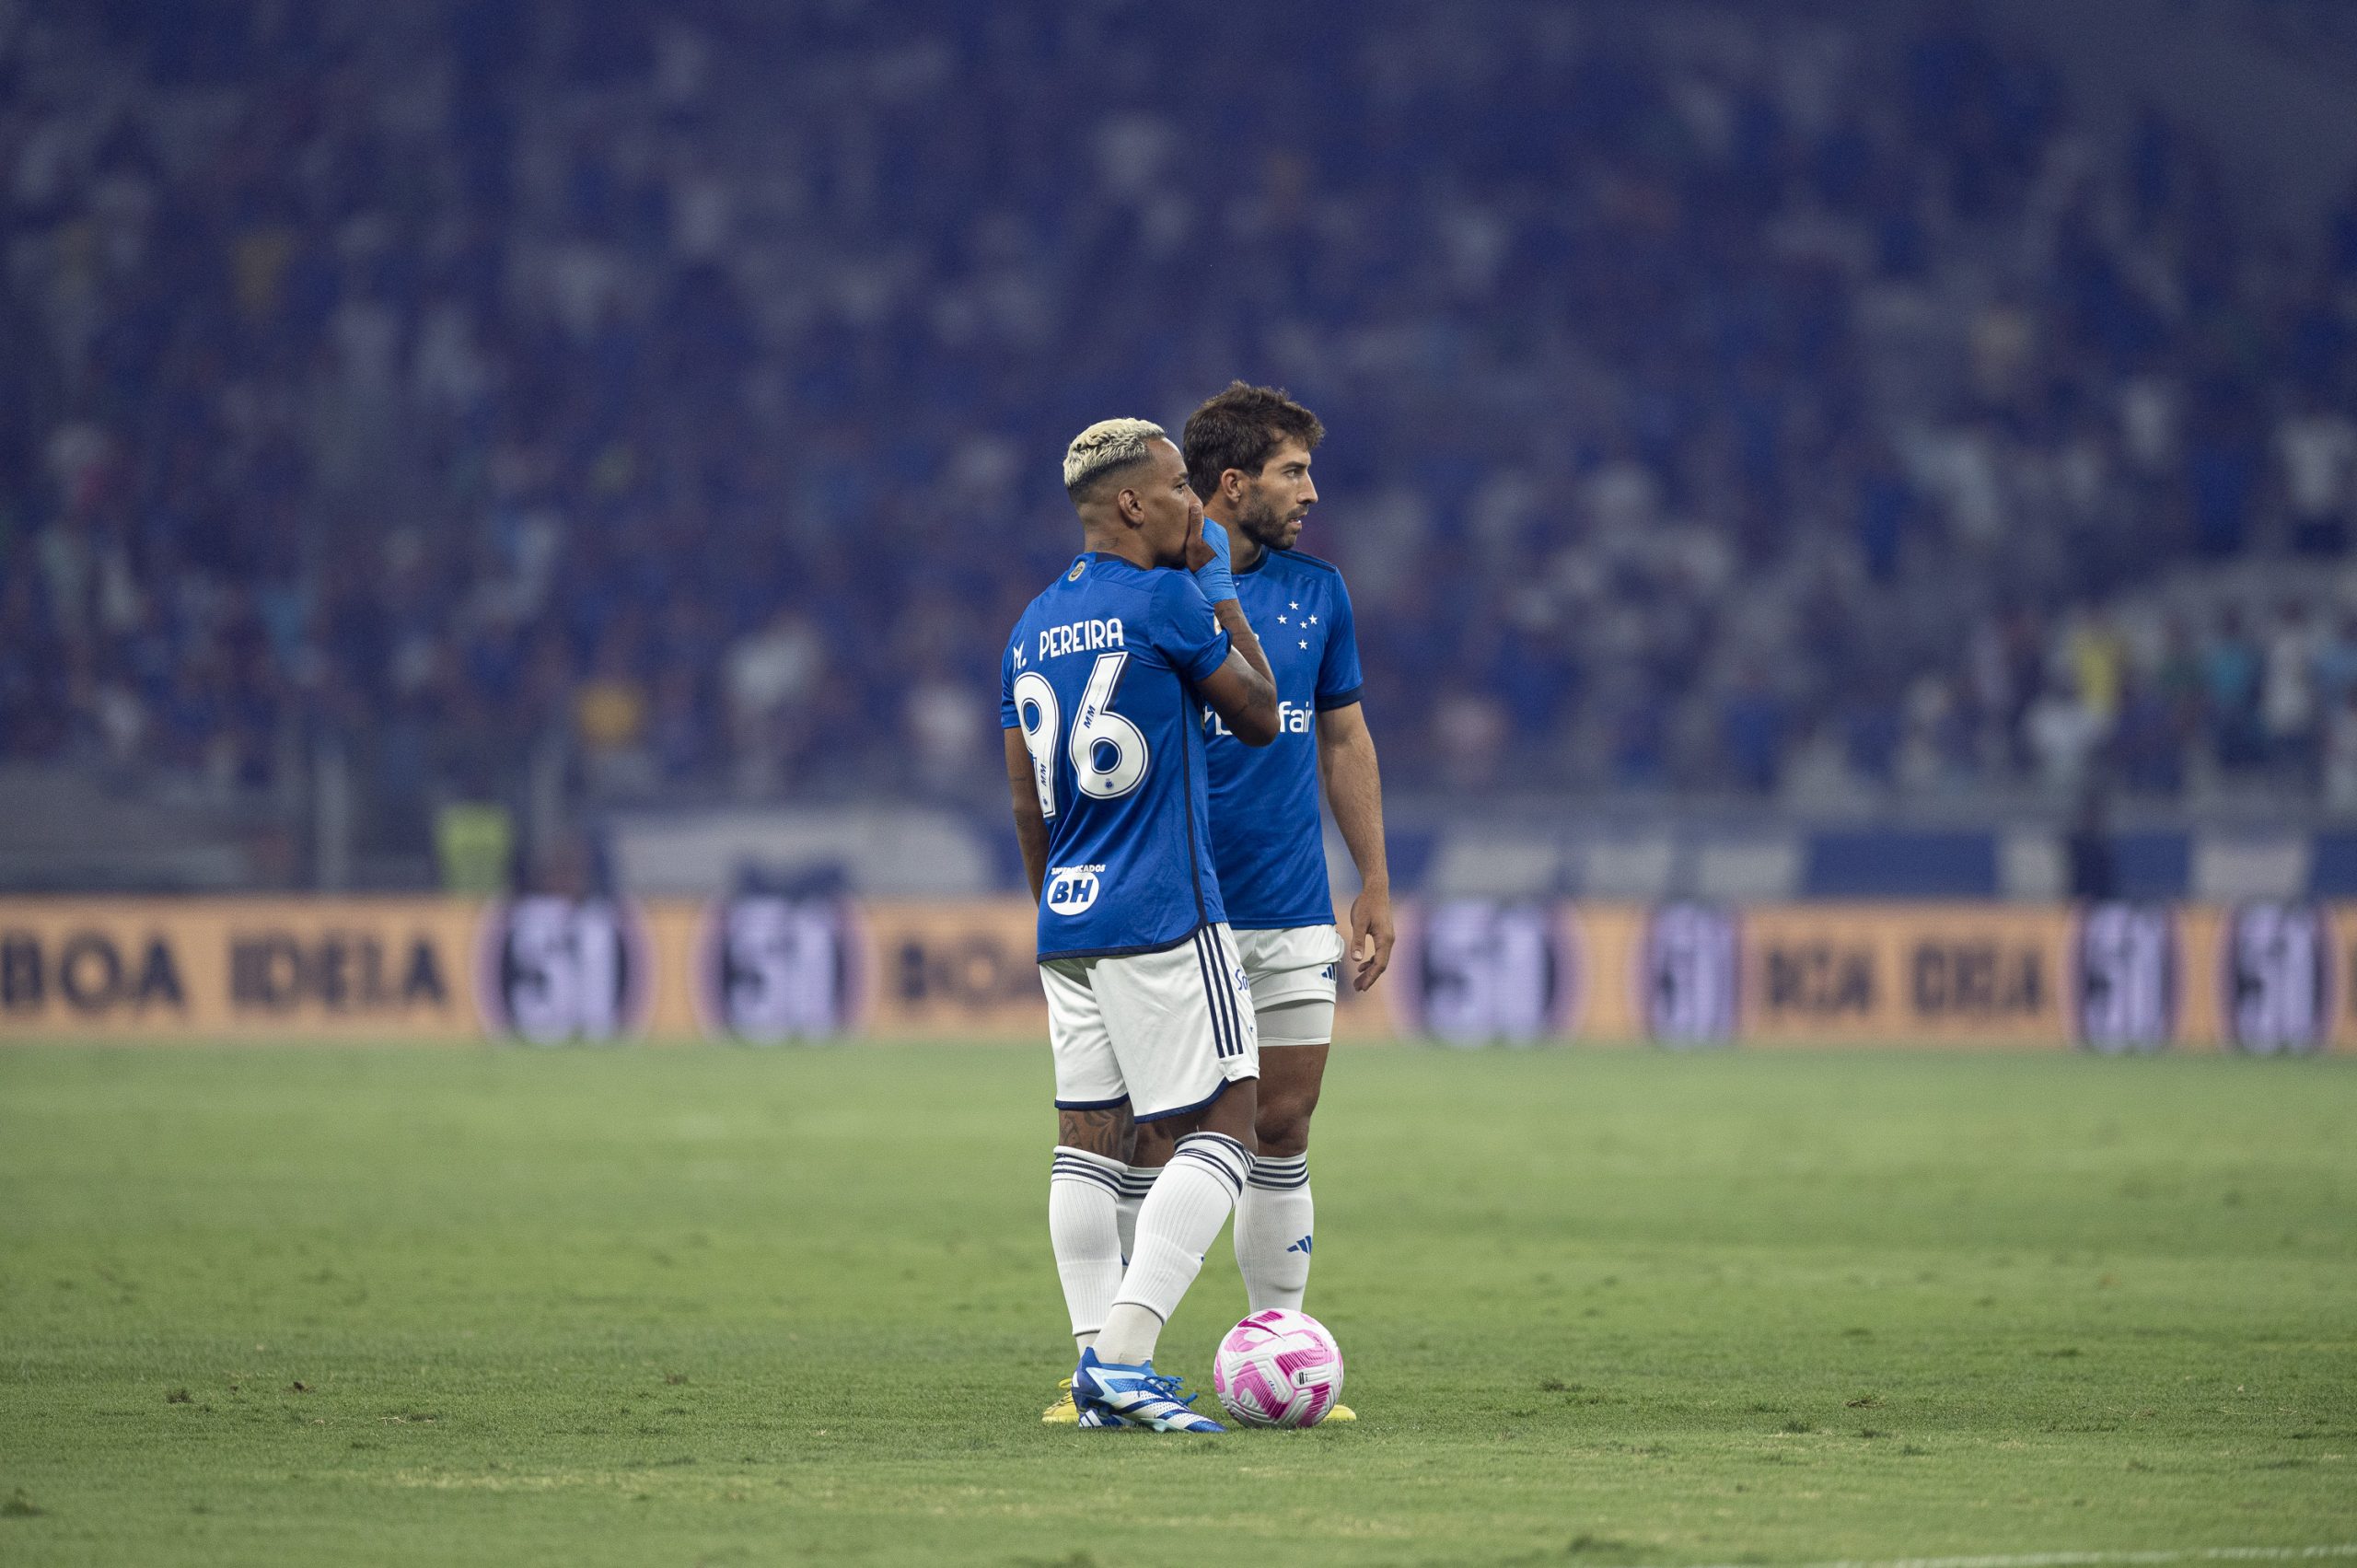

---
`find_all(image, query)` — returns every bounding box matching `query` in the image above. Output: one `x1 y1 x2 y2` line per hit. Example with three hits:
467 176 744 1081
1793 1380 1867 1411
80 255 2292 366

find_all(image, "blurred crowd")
5 0 2357 859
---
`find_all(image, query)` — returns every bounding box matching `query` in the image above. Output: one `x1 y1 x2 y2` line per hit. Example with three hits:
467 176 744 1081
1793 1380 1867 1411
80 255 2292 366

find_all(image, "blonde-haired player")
1005 419 1283 1430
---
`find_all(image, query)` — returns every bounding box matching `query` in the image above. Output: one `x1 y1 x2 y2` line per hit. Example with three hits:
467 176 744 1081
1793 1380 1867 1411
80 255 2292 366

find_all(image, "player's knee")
1190 1077 1260 1155
1131 1120 1175 1169
1256 1094 1316 1158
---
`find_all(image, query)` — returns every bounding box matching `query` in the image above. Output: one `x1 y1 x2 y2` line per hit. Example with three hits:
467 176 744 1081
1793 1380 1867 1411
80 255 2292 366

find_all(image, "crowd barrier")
0 897 2347 1054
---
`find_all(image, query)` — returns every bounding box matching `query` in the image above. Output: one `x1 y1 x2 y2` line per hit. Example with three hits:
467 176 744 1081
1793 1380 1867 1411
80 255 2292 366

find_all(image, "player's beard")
1239 495 1305 554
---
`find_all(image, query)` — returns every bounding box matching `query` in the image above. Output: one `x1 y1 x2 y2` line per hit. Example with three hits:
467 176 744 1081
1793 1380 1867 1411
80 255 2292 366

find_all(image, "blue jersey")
1002 553 1233 960
1202 540 1364 930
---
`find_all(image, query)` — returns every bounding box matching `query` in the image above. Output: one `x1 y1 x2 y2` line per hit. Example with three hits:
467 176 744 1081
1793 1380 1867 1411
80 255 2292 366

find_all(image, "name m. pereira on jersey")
1037 617 1126 661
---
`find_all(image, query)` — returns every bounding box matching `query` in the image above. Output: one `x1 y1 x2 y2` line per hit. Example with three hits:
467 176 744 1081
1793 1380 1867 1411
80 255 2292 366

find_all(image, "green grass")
1 1044 2353 1567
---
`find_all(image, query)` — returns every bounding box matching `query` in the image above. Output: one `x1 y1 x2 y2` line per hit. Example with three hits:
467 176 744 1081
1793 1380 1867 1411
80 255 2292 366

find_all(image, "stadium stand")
3 1 2356 890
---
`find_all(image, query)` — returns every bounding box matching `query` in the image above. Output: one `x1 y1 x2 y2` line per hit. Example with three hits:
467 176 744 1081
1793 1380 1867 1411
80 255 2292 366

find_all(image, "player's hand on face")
1190 517 1237 602
1348 886 1395 992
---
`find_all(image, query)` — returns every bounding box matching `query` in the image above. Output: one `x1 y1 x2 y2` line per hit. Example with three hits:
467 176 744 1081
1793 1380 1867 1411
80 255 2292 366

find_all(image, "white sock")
1116 1164 1159 1263
1097 1132 1250 1365
1049 1147 1126 1343
1236 1153 1313 1312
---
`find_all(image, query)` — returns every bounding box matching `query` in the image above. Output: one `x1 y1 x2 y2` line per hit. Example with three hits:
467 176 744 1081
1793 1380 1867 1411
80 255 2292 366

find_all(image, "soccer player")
1003 418 1282 1432
1182 383 1391 1372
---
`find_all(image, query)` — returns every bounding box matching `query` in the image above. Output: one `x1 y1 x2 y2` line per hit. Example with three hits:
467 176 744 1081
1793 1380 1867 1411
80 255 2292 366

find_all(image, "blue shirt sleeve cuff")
1314 686 1363 712
1185 631 1234 684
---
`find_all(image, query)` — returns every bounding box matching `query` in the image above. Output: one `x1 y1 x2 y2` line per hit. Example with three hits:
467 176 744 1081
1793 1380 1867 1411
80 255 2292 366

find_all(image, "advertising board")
1 897 2345 1053
0 899 482 1040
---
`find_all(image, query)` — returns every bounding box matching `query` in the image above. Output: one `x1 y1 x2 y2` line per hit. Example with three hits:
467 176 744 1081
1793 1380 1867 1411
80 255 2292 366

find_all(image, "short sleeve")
1315 575 1364 709
999 635 1021 728
1150 571 1232 685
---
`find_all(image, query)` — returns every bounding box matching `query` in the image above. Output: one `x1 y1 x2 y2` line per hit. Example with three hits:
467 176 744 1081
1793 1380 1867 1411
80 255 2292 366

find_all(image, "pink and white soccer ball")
1212 1308 1344 1427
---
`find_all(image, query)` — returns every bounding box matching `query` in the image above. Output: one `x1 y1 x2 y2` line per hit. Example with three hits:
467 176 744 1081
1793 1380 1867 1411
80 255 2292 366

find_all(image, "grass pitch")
0 1044 2352 1567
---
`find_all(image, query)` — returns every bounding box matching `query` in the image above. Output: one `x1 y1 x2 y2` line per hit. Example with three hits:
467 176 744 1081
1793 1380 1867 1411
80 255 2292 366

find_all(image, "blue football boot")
1071 1347 1225 1433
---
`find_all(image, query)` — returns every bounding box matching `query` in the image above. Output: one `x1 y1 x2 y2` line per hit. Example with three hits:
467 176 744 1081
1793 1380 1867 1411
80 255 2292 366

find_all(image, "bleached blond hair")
1062 418 1167 501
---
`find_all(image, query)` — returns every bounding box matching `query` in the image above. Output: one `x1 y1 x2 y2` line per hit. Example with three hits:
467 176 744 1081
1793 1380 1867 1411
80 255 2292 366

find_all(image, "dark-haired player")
1005 418 1281 1431
1122 384 1390 1425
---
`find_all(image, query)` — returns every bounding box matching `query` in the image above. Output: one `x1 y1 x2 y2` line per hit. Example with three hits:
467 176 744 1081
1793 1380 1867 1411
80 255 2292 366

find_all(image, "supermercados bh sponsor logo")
1396 900 1580 1045
0 926 186 1020
1643 903 1737 1048
2223 901 2328 1055
694 896 864 1042
2073 903 2177 1053
1044 865 1104 916
476 897 651 1043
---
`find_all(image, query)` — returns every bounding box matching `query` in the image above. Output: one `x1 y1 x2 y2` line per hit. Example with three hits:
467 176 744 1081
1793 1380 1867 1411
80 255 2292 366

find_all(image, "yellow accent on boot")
1323 1403 1356 1423
1042 1377 1079 1424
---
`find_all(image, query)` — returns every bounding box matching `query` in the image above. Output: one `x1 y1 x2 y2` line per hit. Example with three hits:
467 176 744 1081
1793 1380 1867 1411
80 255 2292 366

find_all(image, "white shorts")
1041 923 1259 1121
1234 924 1344 1008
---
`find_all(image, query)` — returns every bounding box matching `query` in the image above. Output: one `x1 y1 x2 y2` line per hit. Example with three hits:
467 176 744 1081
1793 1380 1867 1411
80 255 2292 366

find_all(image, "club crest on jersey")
1045 865 1104 915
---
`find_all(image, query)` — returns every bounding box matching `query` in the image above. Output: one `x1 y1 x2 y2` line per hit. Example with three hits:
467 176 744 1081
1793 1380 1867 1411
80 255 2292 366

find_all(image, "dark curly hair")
1180 381 1326 503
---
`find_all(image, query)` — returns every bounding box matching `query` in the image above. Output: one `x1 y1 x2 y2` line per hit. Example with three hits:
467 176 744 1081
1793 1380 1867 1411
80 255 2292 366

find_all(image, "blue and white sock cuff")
1247 1154 1309 1191
1117 1166 1160 1200
1169 1132 1251 1196
1051 1145 1126 1195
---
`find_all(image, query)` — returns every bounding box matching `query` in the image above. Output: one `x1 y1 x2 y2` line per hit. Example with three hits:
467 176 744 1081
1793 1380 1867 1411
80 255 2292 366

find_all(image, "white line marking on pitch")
1682 1544 2357 1568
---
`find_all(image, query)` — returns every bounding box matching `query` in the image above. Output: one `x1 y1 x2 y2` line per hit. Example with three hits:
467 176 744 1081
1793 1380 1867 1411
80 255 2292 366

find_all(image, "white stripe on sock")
1049 1145 1126 1340
1097 1133 1250 1365
1237 1156 1314 1312
1116 1164 1159 1263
